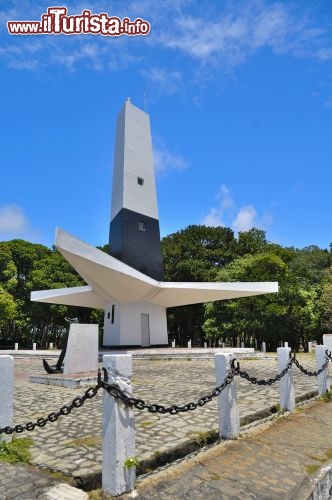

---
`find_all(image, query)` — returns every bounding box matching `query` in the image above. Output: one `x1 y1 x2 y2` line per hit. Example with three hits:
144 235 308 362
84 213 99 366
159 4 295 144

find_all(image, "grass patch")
138 420 154 428
0 437 33 464
304 448 332 476
88 490 103 499
320 388 332 402
305 464 320 475
67 436 101 448
124 456 139 469
194 430 216 447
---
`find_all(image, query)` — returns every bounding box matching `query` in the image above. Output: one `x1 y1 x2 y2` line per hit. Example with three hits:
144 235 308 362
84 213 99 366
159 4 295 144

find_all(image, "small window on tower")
138 221 146 231
111 305 115 324
137 177 144 186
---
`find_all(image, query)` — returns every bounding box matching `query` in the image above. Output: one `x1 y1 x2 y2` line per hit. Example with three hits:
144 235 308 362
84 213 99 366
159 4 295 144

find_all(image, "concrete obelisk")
109 98 163 281
105 99 167 347
31 99 279 349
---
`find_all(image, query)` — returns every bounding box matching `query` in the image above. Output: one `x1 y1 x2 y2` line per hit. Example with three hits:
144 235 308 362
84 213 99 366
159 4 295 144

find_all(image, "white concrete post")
32 343 36 351
277 347 295 411
102 354 135 496
214 353 239 439
14 343 18 351
262 342 266 353
308 342 313 353
171 340 175 348
49 342 54 349
204 342 207 349
284 342 288 348
187 340 191 349
316 345 330 395
0 356 14 443
222 342 226 348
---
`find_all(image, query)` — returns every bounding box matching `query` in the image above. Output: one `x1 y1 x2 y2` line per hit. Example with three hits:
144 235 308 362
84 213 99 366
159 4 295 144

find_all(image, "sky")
0 0 331 251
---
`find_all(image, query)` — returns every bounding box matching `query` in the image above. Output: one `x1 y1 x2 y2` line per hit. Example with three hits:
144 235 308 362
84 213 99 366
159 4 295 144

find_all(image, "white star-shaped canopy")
31 228 278 309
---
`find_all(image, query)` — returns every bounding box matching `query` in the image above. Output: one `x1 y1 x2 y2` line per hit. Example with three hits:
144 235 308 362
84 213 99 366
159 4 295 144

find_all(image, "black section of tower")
109 208 164 281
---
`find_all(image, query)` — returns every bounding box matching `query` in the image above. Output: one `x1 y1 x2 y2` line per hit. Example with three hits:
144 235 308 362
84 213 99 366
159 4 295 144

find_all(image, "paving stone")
0 352 328 499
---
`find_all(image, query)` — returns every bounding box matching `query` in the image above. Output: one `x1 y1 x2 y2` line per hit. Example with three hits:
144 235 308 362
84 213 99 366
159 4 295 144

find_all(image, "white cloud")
323 100 332 109
158 1 332 68
232 205 257 232
1 0 331 77
201 184 234 227
0 204 28 235
142 68 182 95
0 204 42 243
153 138 188 174
217 184 235 211
202 207 224 228
201 185 272 234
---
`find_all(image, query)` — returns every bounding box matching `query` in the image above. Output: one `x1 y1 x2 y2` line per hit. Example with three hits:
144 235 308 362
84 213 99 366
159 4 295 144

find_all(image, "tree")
236 228 268 256
162 225 236 343
0 240 104 347
0 285 17 326
203 252 290 348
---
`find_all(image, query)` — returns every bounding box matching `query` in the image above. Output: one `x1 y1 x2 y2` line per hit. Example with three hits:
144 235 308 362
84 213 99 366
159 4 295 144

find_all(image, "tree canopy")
0 226 331 350
0 239 102 348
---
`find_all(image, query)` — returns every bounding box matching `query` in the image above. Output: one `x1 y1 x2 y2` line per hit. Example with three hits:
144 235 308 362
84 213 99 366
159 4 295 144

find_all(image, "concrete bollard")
316 345 330 395
187 340 191 349
171 340 175 348
32 343 36 351
14 343 18 351
262 342 266 353
0 356 14 443
308 342 313 353
284 342 288 348
214 353 239 439
49 343 54 350
204 342 207 349
277 347 295 411
102 354 135 496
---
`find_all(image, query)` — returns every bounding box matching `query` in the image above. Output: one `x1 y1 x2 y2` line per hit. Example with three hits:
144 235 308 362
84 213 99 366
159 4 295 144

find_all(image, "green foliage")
0 224 330 350
0 437 33 464
0 239 104 347
236 228 268 256
320 387 332 402
123 456 139 469
161 225 331 349
0 285 17 324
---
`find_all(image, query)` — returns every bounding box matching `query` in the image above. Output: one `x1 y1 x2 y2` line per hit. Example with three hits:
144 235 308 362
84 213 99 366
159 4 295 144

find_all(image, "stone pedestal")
64 323 99 375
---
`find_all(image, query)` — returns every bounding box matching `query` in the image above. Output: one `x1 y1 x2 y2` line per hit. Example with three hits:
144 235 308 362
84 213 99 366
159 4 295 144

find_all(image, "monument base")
30 371 98 388
64 323 99 375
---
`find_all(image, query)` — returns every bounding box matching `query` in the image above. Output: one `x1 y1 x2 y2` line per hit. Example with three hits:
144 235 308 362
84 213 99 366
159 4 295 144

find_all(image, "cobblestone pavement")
130 399 332 500
6 353 320 483
0 462 88 499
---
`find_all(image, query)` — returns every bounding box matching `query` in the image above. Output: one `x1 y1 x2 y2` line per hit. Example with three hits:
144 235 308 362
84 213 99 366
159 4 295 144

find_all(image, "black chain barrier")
98 365 236 414
291 350 331 377
235 356 294 386
0 384 101 435
1 351 331 435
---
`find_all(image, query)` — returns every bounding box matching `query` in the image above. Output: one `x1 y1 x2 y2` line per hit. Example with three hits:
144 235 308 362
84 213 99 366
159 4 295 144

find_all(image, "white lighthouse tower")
31 99 278 349
109 98 163 281
105 99 166 347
